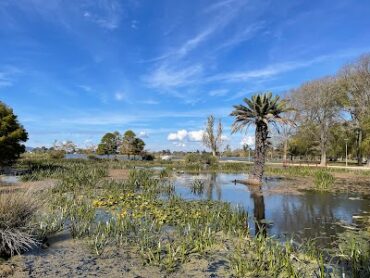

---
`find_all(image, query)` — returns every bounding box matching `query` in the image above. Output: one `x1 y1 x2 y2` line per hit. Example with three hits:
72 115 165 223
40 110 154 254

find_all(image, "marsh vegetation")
1 157 369 277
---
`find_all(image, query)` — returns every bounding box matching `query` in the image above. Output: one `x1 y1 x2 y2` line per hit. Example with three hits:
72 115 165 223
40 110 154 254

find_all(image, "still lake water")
172 172 370 245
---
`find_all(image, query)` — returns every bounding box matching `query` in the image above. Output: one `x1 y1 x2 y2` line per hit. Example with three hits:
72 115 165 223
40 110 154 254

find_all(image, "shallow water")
172 172 370 245
0 175 20 184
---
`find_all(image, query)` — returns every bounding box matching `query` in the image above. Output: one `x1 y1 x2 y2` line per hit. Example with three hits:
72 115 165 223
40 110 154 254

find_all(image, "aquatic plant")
27 159 368 276
229 234 315 277
190 179 205 195
314 170 335 191
159 168 172 179
336 230 370 277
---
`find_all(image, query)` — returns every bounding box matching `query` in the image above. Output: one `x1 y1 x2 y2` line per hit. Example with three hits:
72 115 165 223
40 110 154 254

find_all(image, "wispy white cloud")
77 85 92 92
0 66 21 89
204 0 243 13
82 1 122 31
207 54 344 84
144 64 203 89
141 99 160 105
176 28 215 58
131 19 139 29
216 22 265 51
143 0 250 96
5 0 123 30
209 89 229 97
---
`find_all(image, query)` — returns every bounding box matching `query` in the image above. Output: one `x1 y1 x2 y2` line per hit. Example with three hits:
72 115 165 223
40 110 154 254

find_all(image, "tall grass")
0 192 39 257
314 170 335 191
336 230 370 278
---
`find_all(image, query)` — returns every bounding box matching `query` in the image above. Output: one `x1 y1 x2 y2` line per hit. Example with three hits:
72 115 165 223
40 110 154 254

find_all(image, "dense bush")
87 154 99 161
49 150 66 160
184 153 218 165
142 153 155 161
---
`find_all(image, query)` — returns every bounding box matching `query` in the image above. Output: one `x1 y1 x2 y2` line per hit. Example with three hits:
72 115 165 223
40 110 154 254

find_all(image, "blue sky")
1 0 370 151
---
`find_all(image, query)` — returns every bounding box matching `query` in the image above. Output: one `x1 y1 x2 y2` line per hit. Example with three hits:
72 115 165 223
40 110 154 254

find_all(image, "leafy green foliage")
120 130 145 156
288 124 319 159
0 102 28 167
96 131 120 155
230 92 292 133
184 153 218 165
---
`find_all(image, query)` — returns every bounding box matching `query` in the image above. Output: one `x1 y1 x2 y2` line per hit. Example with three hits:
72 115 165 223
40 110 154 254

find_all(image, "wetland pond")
171 172 370 246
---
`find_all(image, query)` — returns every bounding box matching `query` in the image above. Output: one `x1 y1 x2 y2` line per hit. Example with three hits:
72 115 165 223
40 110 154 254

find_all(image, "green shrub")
142 153 155 161
49 150 65 160
184 153 218 165
314 170 335 191
87 154 99 161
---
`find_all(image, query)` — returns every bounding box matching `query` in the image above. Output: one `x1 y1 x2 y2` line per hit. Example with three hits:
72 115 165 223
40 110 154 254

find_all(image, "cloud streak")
0 66 21 89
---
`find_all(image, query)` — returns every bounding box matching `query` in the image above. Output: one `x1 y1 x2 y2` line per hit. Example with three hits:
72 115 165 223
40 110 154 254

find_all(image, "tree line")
284 54 370 166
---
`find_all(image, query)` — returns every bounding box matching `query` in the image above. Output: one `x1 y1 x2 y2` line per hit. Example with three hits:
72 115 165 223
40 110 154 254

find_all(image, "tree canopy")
120 130 145 156
231 93 292 183
96 132 121 155
0 102 28 167
96 130 146 157
202 115 223 157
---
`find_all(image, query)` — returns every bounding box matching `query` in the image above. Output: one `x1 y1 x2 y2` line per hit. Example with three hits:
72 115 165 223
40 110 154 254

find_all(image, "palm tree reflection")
247 185 266 236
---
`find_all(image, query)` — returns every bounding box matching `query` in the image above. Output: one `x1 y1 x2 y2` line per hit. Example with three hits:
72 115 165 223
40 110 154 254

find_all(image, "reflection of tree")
206 173 222 200
247 185 266 236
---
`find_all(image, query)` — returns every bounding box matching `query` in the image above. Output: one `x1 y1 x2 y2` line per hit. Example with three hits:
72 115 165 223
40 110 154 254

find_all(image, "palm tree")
231 93 292 185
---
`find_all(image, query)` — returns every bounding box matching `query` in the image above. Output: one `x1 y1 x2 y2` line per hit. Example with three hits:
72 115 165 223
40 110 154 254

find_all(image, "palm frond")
230 92 295 133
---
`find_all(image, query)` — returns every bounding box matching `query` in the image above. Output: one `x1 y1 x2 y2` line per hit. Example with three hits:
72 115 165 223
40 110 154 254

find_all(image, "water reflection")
247 185 266 236
205 173 222 201
173 172 370 245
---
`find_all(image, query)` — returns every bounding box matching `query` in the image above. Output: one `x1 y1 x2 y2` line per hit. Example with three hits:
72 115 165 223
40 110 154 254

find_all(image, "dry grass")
0 191 39 257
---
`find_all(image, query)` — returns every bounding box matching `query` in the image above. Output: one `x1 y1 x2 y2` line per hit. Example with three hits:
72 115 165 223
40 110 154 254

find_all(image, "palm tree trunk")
250 123 268 184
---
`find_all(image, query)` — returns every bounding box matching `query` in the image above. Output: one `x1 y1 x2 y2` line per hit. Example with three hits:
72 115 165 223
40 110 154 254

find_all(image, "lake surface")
172 172 370 245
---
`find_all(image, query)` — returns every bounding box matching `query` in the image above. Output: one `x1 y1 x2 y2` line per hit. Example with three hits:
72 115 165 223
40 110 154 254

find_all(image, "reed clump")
0 192 39 257
314 170 335 191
